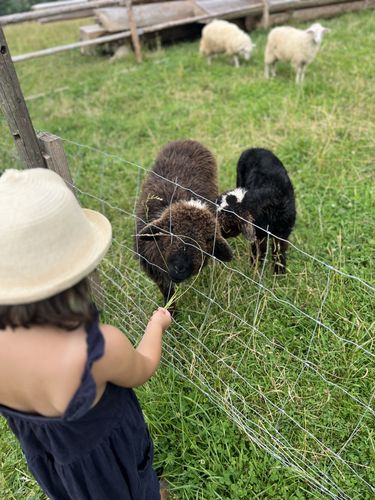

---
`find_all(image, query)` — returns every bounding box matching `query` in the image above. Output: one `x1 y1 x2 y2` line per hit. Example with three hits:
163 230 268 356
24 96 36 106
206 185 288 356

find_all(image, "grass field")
0 10 374 499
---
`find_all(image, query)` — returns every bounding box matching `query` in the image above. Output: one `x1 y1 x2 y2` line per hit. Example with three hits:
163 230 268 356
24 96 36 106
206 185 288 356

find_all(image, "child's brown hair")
0 278 93 331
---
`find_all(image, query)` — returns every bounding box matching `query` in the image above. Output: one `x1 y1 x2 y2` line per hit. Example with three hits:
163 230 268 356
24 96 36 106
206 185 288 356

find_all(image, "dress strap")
63 306 105 421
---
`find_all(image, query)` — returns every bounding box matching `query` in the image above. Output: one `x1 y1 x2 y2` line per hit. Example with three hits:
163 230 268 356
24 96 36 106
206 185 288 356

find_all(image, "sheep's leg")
233 55 240 68
265 46 276 77
273 238 289 274
295 64 306 84
206 55 212 65
295 67 301 84
265 62 276 79
250 242 258 266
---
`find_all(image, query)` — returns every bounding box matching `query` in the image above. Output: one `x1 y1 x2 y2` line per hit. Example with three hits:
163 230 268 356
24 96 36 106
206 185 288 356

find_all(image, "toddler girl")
0 168 171 499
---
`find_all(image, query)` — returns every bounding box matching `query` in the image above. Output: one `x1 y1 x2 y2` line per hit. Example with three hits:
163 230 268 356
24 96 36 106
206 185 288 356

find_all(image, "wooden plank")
79 23 107 54
270 0 364 12
95 2 197 32
262 0 374 24
32 0 88 9
0 26 45 169
289 0 375 18
3 0 369 26
114 4 265 30
80 23 107 35
196 0 259 16
39 10 94 23
0 0 120 25
189 0 209 15
12 30 131 62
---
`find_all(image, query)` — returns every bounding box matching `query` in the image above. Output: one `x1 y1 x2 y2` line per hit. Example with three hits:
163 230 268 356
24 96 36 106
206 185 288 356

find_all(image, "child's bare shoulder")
98 323 133 357
99 323 125 338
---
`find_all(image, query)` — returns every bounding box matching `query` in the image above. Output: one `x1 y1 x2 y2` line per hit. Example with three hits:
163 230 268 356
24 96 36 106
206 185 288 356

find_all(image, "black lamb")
217 148 296 273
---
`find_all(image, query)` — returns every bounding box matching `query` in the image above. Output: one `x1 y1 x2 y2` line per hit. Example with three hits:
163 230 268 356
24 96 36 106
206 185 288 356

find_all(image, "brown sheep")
135 140 233 307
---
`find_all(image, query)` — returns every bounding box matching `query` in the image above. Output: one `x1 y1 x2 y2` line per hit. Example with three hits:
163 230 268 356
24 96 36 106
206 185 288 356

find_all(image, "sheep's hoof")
273 262 287 275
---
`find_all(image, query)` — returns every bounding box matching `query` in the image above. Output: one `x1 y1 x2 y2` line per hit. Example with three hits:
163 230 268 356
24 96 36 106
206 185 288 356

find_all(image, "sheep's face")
306 23 330 44
138 200 233 283
217 189 256 242
238 41 255 61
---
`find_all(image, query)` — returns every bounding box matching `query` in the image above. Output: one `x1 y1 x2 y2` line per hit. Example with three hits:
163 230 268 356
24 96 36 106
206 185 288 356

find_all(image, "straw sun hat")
0 168 112 305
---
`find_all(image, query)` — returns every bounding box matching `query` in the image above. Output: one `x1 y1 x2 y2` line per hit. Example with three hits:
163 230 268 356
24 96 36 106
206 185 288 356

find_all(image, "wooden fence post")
262 0 270 28
0 25 45 169
124 0 143 63
37 132 104 307
38 132 75 191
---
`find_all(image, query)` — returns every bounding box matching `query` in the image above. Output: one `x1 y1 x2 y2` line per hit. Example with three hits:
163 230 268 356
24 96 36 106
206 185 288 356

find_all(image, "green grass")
1 11 374 499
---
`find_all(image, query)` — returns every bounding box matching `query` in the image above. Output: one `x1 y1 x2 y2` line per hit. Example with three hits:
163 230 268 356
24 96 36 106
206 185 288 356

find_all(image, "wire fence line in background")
0 134 374 498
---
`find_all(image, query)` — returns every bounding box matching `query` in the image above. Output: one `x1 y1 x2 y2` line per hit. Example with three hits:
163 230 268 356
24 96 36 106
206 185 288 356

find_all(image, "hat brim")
1 209 112 305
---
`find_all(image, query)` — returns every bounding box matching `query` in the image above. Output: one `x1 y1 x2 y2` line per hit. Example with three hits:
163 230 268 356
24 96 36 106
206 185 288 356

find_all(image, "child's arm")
92 308 171 388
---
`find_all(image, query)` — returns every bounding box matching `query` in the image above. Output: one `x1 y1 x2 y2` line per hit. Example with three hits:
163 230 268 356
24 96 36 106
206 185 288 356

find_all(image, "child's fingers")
151 308 171 320
157 307 170 315
151 308 172 326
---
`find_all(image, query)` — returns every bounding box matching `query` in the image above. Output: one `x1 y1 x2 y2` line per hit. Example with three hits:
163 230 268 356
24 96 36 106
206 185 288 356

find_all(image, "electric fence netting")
0 134 374 499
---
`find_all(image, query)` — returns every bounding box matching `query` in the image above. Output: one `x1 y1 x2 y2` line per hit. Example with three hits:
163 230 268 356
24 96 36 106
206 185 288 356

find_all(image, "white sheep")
199 19 255 68
264 23 329 84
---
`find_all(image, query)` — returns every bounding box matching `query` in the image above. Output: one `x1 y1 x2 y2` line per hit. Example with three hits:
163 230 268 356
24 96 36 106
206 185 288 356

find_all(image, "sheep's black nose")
174 263 187 273
168 258 193 283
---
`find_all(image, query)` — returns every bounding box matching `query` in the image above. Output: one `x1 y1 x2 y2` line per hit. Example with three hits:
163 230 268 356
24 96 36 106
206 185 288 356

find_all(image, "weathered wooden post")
37 131 75 192
262 0 270 29
0 25 102 306
0 25 45 169
123 0 143 63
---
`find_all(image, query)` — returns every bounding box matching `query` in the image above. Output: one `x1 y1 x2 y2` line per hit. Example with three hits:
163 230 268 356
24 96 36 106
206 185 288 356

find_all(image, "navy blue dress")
0 312 160 500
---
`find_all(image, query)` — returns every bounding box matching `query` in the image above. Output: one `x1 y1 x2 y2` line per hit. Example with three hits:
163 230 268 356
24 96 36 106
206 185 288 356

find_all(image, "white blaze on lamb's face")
216 188 256 242
217 188 247 211
184 199 208 211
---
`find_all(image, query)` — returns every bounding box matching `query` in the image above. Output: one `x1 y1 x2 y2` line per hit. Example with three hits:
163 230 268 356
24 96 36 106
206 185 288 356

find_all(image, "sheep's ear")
137 222 167 240
213 236 233 262
240 219 256 243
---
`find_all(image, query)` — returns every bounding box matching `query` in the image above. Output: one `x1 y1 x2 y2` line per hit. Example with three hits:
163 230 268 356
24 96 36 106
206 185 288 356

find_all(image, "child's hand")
149 307 172 331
